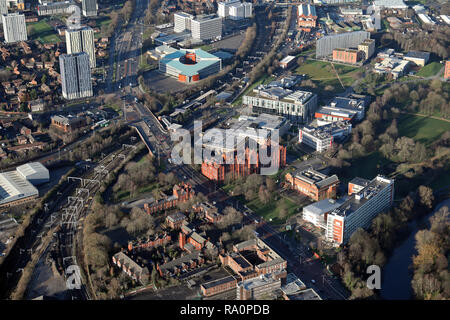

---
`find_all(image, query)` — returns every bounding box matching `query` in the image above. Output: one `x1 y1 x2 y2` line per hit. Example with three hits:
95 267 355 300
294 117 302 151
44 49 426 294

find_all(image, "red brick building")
332 48 363 64
201 145 287 182
445 60 450 79
127 233 172 251
220 238 287 281
201 276 237 297
144 183 194 214
297 4 317 29
166 212 187 229
285 168 339 201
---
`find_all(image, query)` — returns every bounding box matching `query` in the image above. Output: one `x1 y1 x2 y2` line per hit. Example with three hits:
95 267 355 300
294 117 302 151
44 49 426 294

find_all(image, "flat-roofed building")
358 39 375 61
218 0 252 20
285 168 339 201
237 272 282 300
279 55 296 69
174 12 194 33
82 0 97 17
243 85 318 124
299 121 352 152
302 198 342 229
65 26 96 68
284 288 322 300
2 13 27 43
445 60 450 79
315 95 367 124
16 162 49 185
348 177 370 195
37 1 73 16
201 276 237 297
59 52 93 100
0 171 39 207
332 48 363 64
326 175 394 245
404 51 430 67
191 14 222 41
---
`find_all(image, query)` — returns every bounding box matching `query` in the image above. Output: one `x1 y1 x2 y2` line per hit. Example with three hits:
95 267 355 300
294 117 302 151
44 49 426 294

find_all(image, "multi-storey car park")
159 48 222 83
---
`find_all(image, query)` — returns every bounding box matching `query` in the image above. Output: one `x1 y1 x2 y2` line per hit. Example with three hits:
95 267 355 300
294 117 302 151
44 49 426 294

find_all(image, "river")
380 199 450 300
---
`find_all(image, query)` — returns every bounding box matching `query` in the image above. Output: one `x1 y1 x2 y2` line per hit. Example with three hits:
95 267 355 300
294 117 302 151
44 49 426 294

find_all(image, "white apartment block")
174 12 222 41
218 0 252 20
2 13 27 43
174 12 194 33
82 0 97 17
326 176 394 245
0 0 8 15
66 26 96 68
60 53 93 100
191 15 222 41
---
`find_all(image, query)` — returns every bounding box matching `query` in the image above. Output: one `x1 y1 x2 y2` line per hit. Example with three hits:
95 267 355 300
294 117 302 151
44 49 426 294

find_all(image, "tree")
418 186 434 210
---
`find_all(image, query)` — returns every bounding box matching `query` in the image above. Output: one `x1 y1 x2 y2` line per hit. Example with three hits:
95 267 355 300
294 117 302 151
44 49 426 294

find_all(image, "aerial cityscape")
0 0 449 305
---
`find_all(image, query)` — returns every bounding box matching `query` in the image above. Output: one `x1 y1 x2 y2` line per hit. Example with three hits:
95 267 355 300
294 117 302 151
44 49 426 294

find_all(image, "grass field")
28 20 62 44
397 114 450 146
416 62 443 78
247 197 298 225
295 59 361 92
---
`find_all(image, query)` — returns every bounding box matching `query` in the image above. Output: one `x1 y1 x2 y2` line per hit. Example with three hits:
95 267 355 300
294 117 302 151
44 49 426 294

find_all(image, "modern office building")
315 95 367 124
285 168 339 201
299 121 352 152
237 273 282 300
191 15 222 41
82 0 97 17
218 0 252 20
2 13 27 43
174 12 222 41
0 0 8 15
302 198 342 229
326 176 394 245
159 48 221 83
37 1 73 16
66 26 96 68
243 85 318 124
59 52 93 100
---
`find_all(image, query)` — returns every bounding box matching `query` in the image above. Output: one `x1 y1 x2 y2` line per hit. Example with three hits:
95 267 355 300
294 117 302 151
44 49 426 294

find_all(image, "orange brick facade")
201 145 287 182
332 48 362 64
298 14 317 28
445 60 450 79
144 183 193 214
285 173 338 201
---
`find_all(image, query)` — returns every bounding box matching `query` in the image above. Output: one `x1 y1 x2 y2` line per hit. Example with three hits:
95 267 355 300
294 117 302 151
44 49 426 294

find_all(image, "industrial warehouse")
0 162 49 207
159 48 222 83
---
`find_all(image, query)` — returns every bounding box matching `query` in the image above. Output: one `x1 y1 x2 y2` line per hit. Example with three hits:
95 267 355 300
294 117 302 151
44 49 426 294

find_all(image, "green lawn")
416 62 443 78
295 59 361 92
397 114 450 147
28 20 62 44
247 197 298 225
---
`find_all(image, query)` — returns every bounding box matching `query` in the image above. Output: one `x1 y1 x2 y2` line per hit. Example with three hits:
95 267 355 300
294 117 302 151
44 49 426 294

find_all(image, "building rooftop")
280 55 295 64
160 48 221 77
291 168 339 190
301 121 352 140
281 273 307 295
405 51 430 61
286 288 322 300
167 212 186 223
303 198 342 216
0 171 39 204
159 251 203 273
248 85 314 105
201 275 236 290
331 175 393 218
16 162 48 179
298 4 317 17
238 273 280 291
